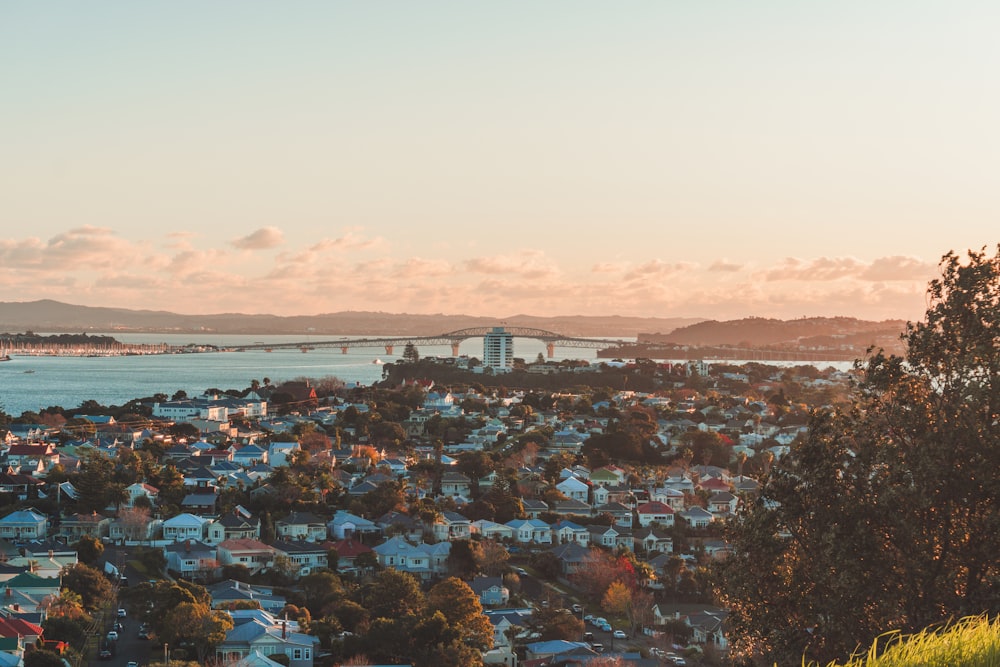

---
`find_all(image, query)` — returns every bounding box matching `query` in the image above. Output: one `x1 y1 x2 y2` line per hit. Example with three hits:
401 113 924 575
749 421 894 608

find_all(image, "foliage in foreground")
716 246 1000 665
818 615 1000 667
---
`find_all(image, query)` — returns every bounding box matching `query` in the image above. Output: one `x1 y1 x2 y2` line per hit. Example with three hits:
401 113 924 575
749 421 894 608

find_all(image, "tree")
60 563 112 611
527 604 585 641
402 343 420 364
160 601 234 663
601 581 631 616
427 577 494 650
359 568 425 620
24 649 64 667
445 539 481 579
715 246 1000 666
76 534 103 565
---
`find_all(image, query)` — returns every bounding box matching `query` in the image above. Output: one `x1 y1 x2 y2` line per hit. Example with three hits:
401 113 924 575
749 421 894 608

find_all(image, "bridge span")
236 327 627 358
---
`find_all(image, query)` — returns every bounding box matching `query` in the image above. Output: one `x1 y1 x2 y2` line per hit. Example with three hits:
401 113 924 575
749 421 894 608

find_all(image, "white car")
613 629 627 639
117 608 127 618
106 631 118 642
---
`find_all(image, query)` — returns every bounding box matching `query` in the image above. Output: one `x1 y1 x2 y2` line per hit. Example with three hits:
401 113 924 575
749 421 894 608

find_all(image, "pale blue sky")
2 2 996 320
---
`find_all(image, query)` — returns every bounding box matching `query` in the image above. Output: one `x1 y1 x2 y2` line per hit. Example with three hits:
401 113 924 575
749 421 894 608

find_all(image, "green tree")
426 577 493 651
160 601 234 663
359 568 426 620
402 342 420 364
59 563 112 611
715 246 1000 666
24 649 65 667
75 534 103 565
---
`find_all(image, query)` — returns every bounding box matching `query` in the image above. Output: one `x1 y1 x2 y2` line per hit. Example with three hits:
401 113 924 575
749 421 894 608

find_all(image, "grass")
816 616 1000 667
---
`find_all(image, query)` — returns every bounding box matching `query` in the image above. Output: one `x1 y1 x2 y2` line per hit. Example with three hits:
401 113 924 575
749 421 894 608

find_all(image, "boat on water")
23 369 34 374
372 358 384 365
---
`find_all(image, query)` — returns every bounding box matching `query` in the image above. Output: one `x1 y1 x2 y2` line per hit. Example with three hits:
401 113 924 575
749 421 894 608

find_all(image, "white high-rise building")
483 327 514 372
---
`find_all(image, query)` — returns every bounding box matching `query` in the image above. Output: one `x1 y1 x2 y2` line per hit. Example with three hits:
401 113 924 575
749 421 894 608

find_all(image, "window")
292 649 302 660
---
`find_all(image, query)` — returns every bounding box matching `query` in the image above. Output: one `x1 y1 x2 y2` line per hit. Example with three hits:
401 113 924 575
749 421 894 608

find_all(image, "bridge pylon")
546 342 555 358
385 345 394 355
451 342 460 356
341 346 349 354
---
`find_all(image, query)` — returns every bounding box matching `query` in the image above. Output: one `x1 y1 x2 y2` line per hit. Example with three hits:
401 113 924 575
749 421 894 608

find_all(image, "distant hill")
0 300 702 338
621 316 908 358
641 316 907 347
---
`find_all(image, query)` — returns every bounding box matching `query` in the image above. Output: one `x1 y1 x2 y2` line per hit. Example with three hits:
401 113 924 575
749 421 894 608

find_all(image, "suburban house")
471 520 514 541
272 540 328 576
328 512 380 540
0 509 47 541
556 476 589 503
506 519 552 545
123 482 159 507
162 513 211 541
59 512 110 540
276 512 328 542
470 576 509 607
215 614 320 667
679 507 714 528
440 472 472 497
163 540 218 578
636 501 675 528
431 512 472 541
208 580 286 614
372 536 450 580
217 539 277 575
327 539 372 571
212 509 261 542
550 520 590 546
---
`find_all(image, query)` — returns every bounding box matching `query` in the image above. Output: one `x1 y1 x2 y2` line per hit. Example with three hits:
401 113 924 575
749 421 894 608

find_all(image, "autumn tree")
715 246 1000 666
601 581 631 616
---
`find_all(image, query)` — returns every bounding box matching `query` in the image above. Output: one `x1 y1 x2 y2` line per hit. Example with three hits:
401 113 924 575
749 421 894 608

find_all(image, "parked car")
593 617 607 627
571 604 583 613
599 623 612 632
117 608 127 617
583 632 594 643
126 662 138 667
98 649 112 660
613 629 627 639
672 659 687 666
592 643 604 653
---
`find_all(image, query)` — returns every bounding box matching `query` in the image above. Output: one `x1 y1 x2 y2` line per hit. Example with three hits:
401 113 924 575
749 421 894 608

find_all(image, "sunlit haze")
2 2 997 321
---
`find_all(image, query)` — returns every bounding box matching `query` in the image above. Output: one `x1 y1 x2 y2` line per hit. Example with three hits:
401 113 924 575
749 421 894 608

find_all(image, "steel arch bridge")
237 327 626 357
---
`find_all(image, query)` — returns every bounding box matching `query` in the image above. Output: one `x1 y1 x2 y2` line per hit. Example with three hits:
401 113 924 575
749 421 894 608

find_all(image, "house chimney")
185 539 191 552
4 588 10 598
281 621 286 639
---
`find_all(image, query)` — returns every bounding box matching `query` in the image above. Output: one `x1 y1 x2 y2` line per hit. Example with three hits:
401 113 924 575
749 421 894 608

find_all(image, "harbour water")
0 333 607 417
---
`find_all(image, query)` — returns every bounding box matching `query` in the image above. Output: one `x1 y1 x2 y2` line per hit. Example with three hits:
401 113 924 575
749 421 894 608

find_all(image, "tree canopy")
715 246 1000 665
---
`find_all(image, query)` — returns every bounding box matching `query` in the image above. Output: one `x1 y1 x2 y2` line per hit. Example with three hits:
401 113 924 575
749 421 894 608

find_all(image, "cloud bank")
0 226 942 321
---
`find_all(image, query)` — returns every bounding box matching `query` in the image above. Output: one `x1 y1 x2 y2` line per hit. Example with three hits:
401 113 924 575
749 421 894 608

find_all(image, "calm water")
0 333 607 416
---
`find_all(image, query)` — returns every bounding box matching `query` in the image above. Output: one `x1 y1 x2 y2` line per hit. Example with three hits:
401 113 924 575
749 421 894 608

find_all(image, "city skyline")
2 2 996 321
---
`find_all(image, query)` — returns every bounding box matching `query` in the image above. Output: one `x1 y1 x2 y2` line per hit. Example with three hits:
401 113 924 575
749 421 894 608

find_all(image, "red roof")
329 539 372 558
699 477 731 491
0 616 43 637
636 501 674 514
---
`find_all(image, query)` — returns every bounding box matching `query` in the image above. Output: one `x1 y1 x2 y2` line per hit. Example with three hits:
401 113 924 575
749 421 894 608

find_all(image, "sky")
2 2 997 322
